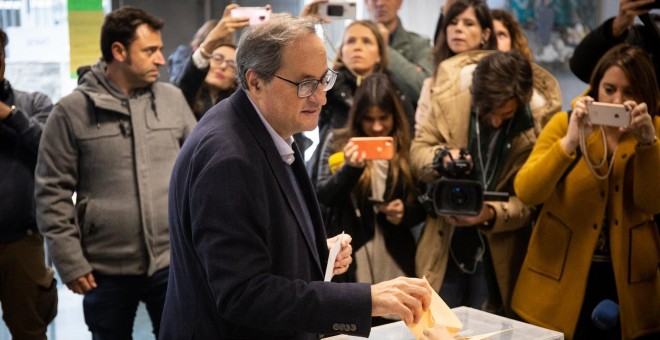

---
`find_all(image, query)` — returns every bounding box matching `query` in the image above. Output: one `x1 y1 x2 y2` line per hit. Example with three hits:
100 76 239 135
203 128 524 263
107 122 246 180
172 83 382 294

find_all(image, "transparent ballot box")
324 306 564 340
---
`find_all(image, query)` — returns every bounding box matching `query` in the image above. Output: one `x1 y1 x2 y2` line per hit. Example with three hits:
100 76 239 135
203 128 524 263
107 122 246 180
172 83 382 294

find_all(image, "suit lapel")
230 90 324 277
290 143 328 273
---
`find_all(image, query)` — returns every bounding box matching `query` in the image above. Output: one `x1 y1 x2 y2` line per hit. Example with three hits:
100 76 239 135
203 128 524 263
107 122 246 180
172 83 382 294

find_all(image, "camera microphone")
591 299 619 331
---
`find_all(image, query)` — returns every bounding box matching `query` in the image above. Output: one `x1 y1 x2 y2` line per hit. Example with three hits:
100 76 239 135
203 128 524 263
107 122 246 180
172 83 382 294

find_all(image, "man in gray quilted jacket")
35 6 196 339
365 0 434 106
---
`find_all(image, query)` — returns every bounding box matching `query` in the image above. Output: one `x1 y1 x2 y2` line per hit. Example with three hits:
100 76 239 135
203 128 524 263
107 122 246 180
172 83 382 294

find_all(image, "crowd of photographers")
1 0 658 339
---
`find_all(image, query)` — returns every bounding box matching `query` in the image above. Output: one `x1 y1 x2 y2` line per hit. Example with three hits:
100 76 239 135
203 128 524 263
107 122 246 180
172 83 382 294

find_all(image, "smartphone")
349 136 394 160
639 0 660 10
587 102 630 128
367 197 385 205
318 2 357 20
230 7 270 26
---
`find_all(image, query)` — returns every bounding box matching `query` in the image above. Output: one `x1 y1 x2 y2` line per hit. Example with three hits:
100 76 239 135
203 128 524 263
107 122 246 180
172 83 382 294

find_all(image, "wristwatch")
2 105 15 120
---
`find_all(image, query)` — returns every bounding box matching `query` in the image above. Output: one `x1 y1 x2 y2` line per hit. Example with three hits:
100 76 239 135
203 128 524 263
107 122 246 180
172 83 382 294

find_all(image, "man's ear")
111 42 128 62
246 69 261 92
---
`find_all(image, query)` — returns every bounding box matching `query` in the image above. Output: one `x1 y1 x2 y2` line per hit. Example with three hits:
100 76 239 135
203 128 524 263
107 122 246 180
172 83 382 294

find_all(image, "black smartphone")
640 0 660 10
368 197 385 205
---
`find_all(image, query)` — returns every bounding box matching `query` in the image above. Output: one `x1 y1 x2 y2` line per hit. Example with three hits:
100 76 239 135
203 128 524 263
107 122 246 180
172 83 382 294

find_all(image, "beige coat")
410 50 562 313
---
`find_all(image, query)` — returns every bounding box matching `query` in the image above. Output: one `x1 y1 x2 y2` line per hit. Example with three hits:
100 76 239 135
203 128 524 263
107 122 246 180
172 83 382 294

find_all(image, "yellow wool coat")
411 50 562 314
512 112 660 339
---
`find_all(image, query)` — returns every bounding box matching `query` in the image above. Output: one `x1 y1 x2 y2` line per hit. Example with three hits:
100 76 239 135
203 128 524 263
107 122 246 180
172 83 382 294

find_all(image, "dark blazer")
161 89 372 339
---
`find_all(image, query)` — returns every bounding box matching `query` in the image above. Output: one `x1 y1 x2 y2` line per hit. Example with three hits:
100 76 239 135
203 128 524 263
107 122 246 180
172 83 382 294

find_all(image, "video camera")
418 148 508 216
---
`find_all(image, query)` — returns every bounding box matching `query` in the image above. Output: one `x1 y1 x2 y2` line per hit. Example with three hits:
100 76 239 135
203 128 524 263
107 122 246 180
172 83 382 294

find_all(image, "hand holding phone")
586 102 631 128
639 0 660 10
230 7 270 26
348 137 394 160
318 2 357 20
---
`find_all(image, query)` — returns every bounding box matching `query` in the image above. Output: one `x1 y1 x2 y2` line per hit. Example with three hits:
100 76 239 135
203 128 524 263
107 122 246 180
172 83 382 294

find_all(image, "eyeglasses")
211 54 237 69
274 69 338 98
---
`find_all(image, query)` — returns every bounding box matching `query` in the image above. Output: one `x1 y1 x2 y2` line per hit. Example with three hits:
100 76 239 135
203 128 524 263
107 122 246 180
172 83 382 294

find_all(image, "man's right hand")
66 272 97 295
371 277 431 324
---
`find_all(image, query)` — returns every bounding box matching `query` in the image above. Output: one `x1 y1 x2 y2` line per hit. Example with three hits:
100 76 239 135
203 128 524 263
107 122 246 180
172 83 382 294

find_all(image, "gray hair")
236 13 319 90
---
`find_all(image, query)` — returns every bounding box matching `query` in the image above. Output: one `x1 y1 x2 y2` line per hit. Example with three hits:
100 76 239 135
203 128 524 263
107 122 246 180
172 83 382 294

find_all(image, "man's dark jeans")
83 267 168 340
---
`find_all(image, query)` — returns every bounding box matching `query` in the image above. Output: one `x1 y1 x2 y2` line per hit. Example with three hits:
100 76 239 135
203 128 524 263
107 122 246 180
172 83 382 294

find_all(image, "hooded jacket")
35 59 196 283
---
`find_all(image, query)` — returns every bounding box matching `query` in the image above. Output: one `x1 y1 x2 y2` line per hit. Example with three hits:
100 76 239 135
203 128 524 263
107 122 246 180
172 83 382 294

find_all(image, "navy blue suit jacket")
161 89 372 339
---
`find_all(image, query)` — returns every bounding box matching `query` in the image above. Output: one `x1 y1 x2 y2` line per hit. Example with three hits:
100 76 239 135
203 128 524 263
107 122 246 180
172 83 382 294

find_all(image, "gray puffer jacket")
35 59 196 283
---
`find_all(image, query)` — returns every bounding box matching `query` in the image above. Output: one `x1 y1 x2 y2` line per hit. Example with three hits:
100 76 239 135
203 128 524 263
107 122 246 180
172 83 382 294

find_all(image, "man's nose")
154 51 165 66
489 116 503 129
309 86 327 106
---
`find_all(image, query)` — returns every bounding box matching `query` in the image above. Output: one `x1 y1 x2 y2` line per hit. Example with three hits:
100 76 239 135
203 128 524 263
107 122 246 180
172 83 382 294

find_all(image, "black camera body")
428 177 484 216
420 148 484 216
419 148 509 217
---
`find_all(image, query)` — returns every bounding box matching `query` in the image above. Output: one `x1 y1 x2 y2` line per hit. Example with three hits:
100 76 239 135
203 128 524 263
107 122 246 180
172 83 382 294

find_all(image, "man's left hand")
327 233 353 275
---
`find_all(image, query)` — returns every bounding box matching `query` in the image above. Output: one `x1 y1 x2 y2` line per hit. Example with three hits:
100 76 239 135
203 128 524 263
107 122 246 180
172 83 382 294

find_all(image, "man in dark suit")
161 13 431 339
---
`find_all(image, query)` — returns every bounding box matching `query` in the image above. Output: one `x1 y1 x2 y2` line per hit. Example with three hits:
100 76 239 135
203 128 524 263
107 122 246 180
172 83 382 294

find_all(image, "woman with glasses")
315 74 425 295
175 4 248 120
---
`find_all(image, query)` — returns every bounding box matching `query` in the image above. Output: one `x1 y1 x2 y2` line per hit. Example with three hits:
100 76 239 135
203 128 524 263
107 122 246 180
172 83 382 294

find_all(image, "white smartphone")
230 7 270 26
318 2 357 20
587 102 631 128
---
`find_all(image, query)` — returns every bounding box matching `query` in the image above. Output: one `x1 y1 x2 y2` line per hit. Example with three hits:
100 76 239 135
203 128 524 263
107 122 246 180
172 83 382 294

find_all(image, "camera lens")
449 186 469 208
432 178 484 216
327 5 344 16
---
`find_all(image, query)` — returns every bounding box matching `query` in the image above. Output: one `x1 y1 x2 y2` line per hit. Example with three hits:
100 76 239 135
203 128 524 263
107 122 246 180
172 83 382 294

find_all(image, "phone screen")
327 5 345 16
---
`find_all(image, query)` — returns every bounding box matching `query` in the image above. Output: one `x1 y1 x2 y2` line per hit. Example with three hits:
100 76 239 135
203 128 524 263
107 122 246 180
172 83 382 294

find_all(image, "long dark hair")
433 0 496 69
491 9 532 61
587 44 659 117
195 43 237 113
333 73 416 203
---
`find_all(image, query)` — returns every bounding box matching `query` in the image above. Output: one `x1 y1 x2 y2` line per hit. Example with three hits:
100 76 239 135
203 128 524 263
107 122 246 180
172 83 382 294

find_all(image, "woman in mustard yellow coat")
512 45 660 340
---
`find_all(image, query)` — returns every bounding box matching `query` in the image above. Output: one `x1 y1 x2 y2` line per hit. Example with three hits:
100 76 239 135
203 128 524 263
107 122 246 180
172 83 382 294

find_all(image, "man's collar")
245 92 295 165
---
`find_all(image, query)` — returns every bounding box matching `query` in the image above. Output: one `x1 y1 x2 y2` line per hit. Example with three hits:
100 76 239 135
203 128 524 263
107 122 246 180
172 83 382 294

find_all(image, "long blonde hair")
333 20 388 75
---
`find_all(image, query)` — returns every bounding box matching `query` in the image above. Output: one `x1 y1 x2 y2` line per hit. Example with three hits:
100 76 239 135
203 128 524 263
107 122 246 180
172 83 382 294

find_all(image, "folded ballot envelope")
408 277 463 339
408 278 513 339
